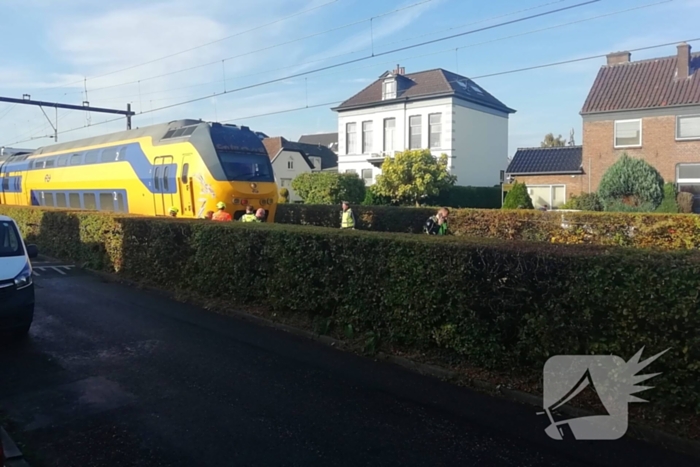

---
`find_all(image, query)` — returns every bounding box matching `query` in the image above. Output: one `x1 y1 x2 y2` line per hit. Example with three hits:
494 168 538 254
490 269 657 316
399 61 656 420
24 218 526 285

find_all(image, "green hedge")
275 204 700 250
3 204 700 414
426 185 501 209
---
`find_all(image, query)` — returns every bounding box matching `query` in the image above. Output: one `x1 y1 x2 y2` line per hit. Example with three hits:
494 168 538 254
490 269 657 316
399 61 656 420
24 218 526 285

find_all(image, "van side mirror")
26 244 38 259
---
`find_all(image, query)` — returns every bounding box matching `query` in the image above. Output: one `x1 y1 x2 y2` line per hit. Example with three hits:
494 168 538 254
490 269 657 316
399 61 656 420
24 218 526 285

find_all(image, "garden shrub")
677 192 694 214
655 183 679 213
3 204 699 415
502 181 534 209
598 153 665 211
560 193 603 211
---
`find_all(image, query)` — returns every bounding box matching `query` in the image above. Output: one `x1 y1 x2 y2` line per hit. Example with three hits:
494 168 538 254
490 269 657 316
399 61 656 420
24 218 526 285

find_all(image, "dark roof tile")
333 68 515 114
506 146 583 174
582 50 700 114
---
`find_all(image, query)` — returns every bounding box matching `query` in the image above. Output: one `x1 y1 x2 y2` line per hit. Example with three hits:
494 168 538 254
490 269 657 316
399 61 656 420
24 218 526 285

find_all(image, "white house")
263 137 338 202
331 65 516 187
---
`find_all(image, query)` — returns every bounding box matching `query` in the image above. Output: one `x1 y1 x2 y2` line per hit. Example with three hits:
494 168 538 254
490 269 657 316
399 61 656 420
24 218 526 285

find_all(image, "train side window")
33 160 44 169
45 158 56 168
70 154 83 165
1 177 9 191
117 146 128 161
153 167 161 192
99 193 115 211
55 193 67 208
84 193 97 210
172 128 186 138
84 151 99 164
163 166 170 192
57 155 69 167
101 147 118 162
45 193 55 207
69 193 81 209
181 163 189 183
182 126 196 136
115 193 125 212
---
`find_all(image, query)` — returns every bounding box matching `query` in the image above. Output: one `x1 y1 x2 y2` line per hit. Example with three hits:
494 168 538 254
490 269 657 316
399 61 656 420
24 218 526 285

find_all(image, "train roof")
30 119 204 155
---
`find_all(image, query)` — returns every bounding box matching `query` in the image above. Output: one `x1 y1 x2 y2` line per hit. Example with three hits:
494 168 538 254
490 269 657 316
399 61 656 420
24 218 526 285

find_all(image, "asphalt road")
0 260 696 467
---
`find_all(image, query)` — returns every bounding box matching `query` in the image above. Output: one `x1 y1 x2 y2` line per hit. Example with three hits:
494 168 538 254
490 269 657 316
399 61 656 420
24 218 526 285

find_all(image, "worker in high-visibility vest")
240 206 257 222
212 202 232 221
168 206 179 217
340 201 355 229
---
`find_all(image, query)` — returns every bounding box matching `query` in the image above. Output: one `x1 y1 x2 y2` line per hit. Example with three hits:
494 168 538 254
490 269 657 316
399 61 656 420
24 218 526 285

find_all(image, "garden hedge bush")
2 204 700 415
275 204 700 250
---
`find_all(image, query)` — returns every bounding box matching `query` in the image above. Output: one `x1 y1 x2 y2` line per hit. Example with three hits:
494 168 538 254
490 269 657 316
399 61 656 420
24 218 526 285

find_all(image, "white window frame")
676 115 700 141
346 122 357 155
383 118 396 153
362 121 373 154
287 157 294 170
526 184 567 208
383 80 396 100
429 113 442 149
361 168 373 184
614 119 642 148
409 115 422 150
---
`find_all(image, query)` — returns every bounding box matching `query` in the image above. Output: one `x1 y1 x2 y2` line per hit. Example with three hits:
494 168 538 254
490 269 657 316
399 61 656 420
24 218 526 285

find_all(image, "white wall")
452 100 509 186
271 149 312 202
336 96 509 187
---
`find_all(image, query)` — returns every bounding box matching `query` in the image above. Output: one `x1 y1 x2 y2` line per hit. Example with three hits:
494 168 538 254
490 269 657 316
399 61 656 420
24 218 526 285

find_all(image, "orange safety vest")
212 210 232 222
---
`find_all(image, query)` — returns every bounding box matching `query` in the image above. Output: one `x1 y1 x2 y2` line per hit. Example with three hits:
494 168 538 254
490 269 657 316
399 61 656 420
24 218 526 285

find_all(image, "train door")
178 154 194 217
152 155 176 216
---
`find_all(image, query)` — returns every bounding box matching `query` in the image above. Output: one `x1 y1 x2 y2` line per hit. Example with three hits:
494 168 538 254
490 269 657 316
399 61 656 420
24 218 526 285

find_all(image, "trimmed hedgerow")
275 204 700 250
2 204 700 414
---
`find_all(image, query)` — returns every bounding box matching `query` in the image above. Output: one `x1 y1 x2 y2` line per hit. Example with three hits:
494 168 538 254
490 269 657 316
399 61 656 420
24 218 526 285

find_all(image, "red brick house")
581 42 700 210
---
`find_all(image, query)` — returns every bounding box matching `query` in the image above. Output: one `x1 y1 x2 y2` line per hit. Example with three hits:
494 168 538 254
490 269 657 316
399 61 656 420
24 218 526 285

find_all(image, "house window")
409 115 422 149
677 115 700 140
362 121 373 154
383 118 396 153
383 80 396 100
346 122 357 154
677 163 700 213
614 119 641 147
281 178 292 188
429 113 442 149
287 158 294 170
527 185 567 209
361 168 372 182
345 169 357 174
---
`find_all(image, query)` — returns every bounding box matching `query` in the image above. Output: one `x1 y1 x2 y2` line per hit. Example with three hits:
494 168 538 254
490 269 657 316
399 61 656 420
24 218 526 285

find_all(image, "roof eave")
334 92 515 114
506 170 584 176
581 102 700 116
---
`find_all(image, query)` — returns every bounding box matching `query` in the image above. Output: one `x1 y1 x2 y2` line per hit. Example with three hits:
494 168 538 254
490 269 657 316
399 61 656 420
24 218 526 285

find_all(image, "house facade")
581 43 700 210
263 137 338 202
505 146 584 209
332 66 515 187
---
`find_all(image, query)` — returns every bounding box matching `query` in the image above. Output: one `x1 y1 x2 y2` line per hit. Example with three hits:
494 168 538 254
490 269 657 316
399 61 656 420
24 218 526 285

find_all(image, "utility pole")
0 95 135 142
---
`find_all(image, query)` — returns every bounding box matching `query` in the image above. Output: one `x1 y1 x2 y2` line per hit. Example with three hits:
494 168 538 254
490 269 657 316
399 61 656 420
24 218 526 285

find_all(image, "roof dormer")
382 64 405 100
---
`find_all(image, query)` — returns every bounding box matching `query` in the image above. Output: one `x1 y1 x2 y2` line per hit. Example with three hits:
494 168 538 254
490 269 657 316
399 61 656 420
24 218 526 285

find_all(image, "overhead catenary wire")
84 0 673 107
132 0 602 116
59 0 446 96
40 0 344 93
6 35 697 147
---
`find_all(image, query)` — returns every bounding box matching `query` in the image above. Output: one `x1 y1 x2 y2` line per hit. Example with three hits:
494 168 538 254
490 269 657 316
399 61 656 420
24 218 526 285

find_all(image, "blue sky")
0 0 698 156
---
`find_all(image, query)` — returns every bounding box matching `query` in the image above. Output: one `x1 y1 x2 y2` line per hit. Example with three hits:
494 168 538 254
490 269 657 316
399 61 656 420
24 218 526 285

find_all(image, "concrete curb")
1 427 29 467
68 260 700 460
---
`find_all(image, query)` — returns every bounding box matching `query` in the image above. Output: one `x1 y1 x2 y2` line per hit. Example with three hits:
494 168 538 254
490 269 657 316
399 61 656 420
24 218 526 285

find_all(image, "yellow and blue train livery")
0 119 278 221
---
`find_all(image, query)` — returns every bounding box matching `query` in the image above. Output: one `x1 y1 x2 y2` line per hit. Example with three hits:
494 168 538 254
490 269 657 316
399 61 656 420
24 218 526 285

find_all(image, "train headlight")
233 198 240 204
260 199 267 206
267 198 274 204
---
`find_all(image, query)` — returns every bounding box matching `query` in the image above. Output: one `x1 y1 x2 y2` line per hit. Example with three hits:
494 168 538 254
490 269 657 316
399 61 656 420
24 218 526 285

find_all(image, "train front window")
217 152 274 183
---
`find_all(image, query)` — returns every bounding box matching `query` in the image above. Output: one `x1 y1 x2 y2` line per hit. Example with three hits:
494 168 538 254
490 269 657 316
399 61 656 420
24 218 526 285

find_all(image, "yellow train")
0 119 278 221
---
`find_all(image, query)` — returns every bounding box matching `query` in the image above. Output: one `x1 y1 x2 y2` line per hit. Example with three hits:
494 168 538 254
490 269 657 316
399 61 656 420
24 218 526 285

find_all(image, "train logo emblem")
250 183 259 193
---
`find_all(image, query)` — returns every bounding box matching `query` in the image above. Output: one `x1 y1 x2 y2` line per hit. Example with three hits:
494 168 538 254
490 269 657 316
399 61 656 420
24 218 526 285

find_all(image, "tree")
541 133 566 148
373 149 456 206
291 172 365 205
502 181 534 209
598 153 664 212
278 187 290 204
654 183 679 213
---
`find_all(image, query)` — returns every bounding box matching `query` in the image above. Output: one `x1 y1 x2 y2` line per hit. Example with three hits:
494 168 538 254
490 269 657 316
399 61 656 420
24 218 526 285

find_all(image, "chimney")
393 64 405 75
677 42 691 79
606 51 631 66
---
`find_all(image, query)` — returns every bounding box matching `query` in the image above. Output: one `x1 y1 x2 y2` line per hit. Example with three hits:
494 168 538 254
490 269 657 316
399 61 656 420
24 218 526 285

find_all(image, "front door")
178 154 194 217
152 155 175 216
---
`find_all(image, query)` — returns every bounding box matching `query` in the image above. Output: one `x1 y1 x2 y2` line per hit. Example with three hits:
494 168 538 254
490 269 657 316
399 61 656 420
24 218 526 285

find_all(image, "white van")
0 215 38 338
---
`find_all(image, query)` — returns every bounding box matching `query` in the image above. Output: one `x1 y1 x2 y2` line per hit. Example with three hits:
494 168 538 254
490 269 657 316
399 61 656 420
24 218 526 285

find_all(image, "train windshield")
217 152 275 183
